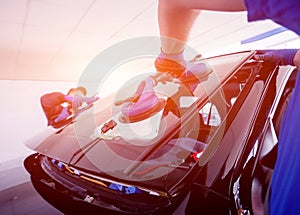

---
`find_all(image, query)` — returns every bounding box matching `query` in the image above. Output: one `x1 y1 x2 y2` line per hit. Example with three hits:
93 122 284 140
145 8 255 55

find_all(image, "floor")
0 181 63 215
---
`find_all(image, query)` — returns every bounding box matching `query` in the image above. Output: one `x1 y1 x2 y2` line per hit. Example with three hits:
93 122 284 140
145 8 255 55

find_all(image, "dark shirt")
244 0 300 35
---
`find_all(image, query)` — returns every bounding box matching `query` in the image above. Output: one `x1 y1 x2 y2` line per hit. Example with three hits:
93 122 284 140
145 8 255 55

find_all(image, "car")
24 50 297 215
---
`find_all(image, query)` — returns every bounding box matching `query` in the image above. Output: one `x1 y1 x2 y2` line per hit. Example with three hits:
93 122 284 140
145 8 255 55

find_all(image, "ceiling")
1 0 299 82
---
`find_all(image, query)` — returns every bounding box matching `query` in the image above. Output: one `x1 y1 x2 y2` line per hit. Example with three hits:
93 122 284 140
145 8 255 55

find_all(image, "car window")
200 102 221 126
273 67 296 135
193 65 254 144
258 67 297 163
120 58 257 181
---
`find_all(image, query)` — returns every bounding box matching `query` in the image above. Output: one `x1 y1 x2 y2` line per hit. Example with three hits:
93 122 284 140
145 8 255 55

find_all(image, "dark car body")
24 51 297 215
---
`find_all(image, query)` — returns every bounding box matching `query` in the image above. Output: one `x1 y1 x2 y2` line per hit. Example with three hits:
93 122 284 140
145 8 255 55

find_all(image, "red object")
191 150 204 161
101 119 117 134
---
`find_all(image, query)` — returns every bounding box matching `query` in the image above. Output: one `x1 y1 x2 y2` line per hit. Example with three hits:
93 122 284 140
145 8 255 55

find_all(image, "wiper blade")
123 123 181 177
68 137 102 166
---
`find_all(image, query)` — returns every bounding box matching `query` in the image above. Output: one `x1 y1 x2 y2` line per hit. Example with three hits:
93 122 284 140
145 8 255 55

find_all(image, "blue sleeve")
244 0 269 22
244 0 300 35
270 68 300 215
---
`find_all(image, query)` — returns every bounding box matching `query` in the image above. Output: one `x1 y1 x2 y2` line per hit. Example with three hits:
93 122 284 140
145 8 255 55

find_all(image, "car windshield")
25 51 255 189
91 51 254 142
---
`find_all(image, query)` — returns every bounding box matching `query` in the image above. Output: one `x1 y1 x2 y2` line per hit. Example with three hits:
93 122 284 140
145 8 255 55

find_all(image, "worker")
155 0 300 214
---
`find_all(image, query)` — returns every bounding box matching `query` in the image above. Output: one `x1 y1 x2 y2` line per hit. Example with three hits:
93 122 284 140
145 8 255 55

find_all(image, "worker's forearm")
293 50 300 67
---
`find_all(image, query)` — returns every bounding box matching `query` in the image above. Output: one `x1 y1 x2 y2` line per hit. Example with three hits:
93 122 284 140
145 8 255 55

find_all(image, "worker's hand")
254 49 299 66
83 96 99 105
55 107 70 123
152 72 173 84
72 96 85 112
114 96 139 106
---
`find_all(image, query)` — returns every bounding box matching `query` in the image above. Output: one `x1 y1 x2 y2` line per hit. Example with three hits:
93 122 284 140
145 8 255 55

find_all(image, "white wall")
0 80 75 190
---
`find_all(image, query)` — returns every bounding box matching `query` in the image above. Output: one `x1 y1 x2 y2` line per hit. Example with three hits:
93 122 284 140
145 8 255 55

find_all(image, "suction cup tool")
119 98 165 123
117 76 166 123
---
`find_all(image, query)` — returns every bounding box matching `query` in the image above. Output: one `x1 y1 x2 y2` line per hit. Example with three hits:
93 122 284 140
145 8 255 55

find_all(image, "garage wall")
0 80 75 190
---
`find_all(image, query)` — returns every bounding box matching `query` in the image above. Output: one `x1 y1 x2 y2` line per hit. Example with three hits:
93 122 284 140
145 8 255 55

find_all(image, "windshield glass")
92 51 253 142
25 51 255 187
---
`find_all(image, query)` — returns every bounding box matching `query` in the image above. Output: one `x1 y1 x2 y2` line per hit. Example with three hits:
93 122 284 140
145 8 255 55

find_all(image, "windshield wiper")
68 137 102 166
68 118 118 166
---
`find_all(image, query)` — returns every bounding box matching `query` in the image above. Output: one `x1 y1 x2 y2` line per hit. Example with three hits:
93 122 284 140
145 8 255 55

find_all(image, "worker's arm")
255 49 300 66
65 95 99 113
293 50 300 67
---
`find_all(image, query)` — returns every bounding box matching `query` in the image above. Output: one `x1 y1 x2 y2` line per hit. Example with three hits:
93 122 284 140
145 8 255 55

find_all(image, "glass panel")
25 51 255 182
